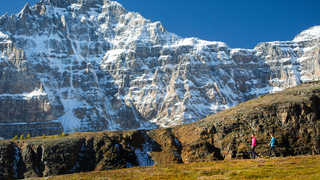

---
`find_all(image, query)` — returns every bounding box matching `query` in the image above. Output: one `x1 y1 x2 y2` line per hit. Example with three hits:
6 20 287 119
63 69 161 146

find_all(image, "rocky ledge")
0 81 320 179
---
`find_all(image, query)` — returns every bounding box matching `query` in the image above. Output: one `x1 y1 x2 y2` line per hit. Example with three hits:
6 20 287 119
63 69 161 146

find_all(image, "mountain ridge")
0 0 320 137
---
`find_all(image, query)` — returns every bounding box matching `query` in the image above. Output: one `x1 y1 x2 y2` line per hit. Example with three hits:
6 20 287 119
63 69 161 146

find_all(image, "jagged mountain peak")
39 0 124 11
0 13 8 21
17 2 32 18
0 0 319 137
21 2 31 11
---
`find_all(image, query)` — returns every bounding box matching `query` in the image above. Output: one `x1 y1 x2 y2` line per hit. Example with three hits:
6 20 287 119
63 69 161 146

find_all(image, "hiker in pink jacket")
251 134 257 159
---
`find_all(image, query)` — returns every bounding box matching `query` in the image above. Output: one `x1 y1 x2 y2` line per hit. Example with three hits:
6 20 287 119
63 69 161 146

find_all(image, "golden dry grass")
30 155 320 180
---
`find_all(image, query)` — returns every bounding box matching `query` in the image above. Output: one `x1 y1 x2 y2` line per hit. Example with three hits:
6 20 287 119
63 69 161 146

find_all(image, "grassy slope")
41 155 320 180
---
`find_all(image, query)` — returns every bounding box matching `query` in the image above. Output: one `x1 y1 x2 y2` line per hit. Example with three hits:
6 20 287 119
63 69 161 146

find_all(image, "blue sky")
0 0 319 48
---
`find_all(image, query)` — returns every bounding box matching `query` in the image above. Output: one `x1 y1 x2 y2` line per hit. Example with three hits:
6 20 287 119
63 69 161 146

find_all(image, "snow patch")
171 38 227 49
0 89 47 100
103 1 125 9
231 48 256 56
0 31 9 39
58 98 83 133
103 49 126 63
69 3 82 11
0 120 59 126
293 26 320 42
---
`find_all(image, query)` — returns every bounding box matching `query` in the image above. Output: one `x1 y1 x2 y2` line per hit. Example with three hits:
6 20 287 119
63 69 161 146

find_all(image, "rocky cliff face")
0 81 319 179
0 0 320 137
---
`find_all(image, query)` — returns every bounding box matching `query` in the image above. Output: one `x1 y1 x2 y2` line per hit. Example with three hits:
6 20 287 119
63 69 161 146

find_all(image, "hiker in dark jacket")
269 134 277 157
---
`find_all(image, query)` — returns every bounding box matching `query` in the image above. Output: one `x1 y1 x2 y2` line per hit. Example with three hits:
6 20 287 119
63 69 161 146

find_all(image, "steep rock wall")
0 0 320 137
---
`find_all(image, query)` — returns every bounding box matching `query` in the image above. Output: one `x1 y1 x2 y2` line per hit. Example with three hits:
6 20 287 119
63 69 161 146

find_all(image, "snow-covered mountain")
0 0 319 138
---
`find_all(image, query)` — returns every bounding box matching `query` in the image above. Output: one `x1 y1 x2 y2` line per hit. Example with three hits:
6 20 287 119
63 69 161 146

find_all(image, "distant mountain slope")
0 0 320 137
0 81 319 179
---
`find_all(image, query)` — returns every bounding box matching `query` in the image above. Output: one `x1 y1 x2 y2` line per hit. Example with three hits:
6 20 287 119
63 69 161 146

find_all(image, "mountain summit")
293 25 320 42
0 0 320 138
